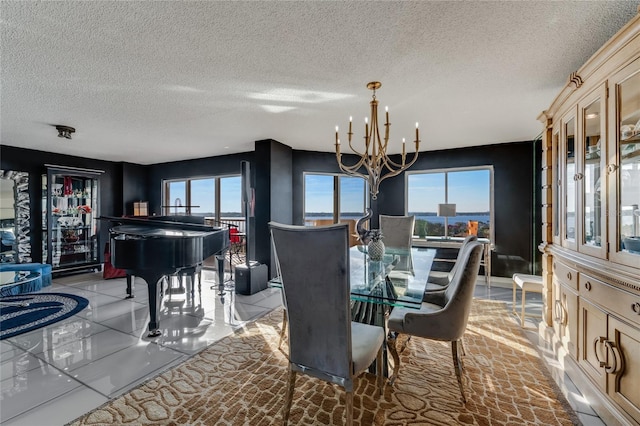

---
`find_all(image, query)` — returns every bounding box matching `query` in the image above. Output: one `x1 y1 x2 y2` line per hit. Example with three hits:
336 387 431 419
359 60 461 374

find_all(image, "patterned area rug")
68 299 580 425
0 293 89 340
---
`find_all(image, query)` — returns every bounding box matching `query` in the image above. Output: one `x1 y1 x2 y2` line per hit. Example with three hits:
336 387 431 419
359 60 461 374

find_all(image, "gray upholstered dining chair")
386 241 484 403
424 234 478 294
269 222 385 426
270 236 288 351
379 214 415 274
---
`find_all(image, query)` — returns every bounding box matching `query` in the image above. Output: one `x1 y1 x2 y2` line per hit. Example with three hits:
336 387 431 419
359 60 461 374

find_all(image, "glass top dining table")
269 245 436 310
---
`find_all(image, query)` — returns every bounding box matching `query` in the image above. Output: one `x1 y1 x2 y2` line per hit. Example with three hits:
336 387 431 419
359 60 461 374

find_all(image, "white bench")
512 273 543 327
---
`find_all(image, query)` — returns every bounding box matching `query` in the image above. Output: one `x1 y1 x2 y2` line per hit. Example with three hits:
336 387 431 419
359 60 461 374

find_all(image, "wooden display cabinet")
539 12 640 425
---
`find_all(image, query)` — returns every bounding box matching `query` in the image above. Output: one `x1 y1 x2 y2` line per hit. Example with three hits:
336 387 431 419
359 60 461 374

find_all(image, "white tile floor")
0 269 282 425
1 273 604 425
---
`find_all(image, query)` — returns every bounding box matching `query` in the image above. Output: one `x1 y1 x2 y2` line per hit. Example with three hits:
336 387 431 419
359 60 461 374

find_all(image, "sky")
304 175 366 213
407 169 491 212
167 168 491 216
305 169 491 213
169 176 242 214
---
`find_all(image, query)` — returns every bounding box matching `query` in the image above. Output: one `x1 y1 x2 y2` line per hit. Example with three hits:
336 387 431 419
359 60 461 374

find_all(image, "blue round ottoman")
0 263 52 292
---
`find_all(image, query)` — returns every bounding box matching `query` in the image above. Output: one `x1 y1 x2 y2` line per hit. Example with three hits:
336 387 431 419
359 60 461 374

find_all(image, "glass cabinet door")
609 58 640 264
43 168 100 272
563 114 577 250
552 129 561 245
579 87 607 258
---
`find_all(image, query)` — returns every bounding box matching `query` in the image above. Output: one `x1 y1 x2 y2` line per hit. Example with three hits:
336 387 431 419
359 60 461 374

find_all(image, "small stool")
512 273 543 327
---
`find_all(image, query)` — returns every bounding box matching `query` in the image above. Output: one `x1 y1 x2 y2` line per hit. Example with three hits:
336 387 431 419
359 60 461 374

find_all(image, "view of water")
306 213 490 225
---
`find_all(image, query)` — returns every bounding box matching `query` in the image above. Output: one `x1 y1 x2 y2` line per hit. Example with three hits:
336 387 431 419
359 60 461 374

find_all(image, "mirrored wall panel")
0 170 31 263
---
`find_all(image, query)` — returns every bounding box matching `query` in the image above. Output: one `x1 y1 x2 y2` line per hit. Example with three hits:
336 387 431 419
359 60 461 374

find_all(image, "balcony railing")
204 217 246 234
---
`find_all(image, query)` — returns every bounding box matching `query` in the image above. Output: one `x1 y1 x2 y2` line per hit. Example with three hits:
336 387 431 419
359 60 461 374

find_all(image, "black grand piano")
101 216 229 337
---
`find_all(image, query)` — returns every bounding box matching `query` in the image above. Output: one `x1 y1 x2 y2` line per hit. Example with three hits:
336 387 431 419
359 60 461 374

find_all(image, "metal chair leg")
387 332 401 385
399 335 411 354
278 309 288 350
451 340 467 404
345 391 353 426
376 345 384 395
282 370 296 425
459 338 467 370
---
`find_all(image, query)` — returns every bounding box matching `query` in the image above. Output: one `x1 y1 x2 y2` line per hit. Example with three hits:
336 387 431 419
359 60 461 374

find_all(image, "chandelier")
335 81 420 200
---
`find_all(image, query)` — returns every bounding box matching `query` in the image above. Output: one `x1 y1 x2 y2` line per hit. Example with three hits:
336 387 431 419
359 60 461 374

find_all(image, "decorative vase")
367 234 385 261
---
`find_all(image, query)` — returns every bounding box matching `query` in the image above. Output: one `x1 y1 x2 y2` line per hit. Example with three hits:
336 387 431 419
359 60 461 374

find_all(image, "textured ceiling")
1 1 638 165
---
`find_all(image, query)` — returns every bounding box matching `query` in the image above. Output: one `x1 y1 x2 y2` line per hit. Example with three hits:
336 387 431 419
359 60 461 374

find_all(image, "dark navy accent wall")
254 139 293 275
0 145 123 264
379 140 541 276
291 141 541 277
121 162 149 216
1 138 541 278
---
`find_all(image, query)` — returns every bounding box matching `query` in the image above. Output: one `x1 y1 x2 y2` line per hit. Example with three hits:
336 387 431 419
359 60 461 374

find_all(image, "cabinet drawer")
553 261 578 290
580 273 640 328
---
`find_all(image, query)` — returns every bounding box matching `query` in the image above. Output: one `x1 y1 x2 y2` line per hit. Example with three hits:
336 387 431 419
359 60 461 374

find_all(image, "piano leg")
216 254 225 289
125 274 135 298
133 270 168 338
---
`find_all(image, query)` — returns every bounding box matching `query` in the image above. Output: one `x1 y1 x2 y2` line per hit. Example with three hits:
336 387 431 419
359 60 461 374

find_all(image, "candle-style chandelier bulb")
334 81 420 200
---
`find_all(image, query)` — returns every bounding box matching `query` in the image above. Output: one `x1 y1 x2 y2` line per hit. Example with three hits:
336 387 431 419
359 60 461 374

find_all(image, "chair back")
269 222 353 382
447 235 478 282
229 226 242 244
379 215 415 249
312 219 359 247
380 215 415 273
406 241 483 340
440 241 484 339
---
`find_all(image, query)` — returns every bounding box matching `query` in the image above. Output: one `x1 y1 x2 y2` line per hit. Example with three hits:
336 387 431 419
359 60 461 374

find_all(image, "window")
163 174 243 229
219 176 242 221
339 176 368 221
407 167 493 240
190 178 215 216
304 173 368 224
166 181 187 215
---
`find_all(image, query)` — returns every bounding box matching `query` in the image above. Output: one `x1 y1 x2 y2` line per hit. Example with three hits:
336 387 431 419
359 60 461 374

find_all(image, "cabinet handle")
567 272 572 280
632 302 640 314
593 336 607 368
604 340 624 375
573 174 578 181
584 281 592 291
553 300 563 323
559 299 567 327
553 262 556 270
575 173 584 180
607 164 618 174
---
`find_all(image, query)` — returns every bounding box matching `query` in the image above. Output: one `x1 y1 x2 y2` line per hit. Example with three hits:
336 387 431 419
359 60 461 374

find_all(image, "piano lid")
110 224 214 238
99 215 222 233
